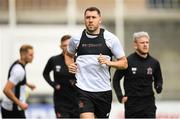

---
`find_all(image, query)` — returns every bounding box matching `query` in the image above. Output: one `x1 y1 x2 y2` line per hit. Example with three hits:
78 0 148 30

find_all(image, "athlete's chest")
52 57 69 75
127 59 155 78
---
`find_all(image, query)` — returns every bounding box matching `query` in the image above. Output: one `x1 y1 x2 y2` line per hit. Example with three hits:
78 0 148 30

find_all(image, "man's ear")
99 18 102 24
133 42 137 50
134 46 137 50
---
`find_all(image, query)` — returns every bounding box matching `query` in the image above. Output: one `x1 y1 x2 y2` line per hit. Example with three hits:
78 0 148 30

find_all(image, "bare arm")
107 56 128 69
26 82 36 90
3 81 28 110
98 54 128 69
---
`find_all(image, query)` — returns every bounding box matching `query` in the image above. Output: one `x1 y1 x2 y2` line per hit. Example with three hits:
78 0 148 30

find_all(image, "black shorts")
1 106 25 118
125 96 156 118
54 104 79 118
77 87 112 118
53 87 79 118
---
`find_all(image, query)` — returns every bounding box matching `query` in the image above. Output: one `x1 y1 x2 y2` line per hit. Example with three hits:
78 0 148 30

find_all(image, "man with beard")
65 7 128 118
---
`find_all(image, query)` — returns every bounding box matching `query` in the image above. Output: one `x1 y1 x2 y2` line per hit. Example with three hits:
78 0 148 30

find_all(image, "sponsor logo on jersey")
55 65 61 72
132 67 137 74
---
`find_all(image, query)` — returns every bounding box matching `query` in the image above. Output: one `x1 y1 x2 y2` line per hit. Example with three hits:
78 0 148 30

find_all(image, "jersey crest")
147 67 153 75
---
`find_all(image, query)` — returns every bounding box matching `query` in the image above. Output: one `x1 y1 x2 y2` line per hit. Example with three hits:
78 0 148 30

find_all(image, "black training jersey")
43 54 77 107
113 52 163 101
77 29 112 57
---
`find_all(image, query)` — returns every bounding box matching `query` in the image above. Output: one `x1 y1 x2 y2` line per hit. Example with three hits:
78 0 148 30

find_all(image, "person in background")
43 35 79 118
1 44 36 118
113 31 163 118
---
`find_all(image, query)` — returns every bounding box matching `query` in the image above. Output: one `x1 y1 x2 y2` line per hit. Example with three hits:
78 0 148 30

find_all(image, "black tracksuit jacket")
113 52 163 102
43 54 78 110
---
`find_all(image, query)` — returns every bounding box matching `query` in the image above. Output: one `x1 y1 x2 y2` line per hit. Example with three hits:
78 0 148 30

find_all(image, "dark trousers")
125 96 156 118
1 106 26 118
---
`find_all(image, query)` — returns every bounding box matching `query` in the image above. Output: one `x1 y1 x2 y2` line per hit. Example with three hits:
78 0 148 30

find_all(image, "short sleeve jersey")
1 61 26 111
67 29 125 92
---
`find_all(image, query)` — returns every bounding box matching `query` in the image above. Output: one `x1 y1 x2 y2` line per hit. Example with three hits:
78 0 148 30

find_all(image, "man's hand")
68 63 77 74
121 96 128 103
155 86 162 94
26 83 36 91
98 53 110 65
19 102 28 110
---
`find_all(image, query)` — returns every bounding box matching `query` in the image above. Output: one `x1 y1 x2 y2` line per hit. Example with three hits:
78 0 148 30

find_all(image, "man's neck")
136 51 148 58
86 28 100 35
19 59 26 65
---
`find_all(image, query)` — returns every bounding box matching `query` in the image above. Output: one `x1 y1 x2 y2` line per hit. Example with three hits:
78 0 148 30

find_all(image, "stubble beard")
137 49 148 55
86 25 98 34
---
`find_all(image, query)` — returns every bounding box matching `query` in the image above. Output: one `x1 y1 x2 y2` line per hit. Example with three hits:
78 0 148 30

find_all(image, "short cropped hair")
133 31 150 41
84 7 101 16
60 35 71 42
20 44 33 54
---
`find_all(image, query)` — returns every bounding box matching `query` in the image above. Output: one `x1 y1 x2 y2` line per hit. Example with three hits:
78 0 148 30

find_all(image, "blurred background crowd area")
0 0 180 118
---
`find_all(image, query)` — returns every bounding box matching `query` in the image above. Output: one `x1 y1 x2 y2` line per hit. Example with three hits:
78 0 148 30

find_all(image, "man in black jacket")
113 31 163 118
43 35 79 118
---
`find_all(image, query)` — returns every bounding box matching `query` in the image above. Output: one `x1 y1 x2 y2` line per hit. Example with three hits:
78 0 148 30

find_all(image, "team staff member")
65 7 128 118
113 31 163 118
43 35 79 118
1 44 36 118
